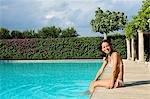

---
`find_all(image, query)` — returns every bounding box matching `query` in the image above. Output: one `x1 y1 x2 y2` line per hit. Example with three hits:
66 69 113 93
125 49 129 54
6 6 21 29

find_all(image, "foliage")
22 30 35 38
124 20 137 40
132 0 150 31
60 27 79 38
107 33 126 40
0 35 126 59
0 26 79 39
11 30 23 39
124 0 150 39
38 26 61 38
0 27 10 39
90 7 127 39
111 38 127 58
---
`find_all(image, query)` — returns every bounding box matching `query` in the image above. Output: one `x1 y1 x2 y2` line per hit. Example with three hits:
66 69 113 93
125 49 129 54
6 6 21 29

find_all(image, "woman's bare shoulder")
111 52 118 57
112 52 123 63
111 52 123 62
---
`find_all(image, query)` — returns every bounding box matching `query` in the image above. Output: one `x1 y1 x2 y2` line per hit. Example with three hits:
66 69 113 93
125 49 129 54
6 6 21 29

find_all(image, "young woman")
88 39 124 94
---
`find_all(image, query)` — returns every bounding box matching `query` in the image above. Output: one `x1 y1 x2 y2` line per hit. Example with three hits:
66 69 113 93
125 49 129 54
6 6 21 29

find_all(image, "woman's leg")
114 79 124 88
89 79 110 93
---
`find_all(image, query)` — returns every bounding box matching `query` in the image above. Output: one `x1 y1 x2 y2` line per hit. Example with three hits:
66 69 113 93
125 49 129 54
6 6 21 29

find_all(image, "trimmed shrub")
0 35 126 59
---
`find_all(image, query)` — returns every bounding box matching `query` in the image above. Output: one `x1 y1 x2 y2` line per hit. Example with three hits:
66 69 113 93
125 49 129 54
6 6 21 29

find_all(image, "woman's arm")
118 59 124 81
109 52 118 89
94 57 108 81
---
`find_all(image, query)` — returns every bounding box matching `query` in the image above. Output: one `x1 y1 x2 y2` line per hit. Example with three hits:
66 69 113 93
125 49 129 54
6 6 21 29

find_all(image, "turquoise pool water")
0 61 102 99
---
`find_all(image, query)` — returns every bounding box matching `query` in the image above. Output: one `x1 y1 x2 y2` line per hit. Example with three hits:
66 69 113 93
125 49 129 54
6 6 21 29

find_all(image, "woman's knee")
90 81 96 87
92 81 100 87
94 80 110 88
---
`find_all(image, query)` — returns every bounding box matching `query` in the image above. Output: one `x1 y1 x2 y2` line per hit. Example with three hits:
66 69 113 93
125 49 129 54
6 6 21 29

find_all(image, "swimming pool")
0 61 102 99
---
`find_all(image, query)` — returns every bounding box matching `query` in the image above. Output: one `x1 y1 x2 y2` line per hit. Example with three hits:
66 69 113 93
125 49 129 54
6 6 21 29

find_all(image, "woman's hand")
109 83 114 89
106 80 114 89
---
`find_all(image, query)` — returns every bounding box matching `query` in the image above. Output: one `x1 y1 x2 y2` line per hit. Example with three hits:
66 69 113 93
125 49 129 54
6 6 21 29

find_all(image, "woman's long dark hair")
100 39 113 58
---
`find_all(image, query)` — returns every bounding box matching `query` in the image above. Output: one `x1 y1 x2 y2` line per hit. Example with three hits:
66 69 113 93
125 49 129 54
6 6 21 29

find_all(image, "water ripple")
0 82 89 99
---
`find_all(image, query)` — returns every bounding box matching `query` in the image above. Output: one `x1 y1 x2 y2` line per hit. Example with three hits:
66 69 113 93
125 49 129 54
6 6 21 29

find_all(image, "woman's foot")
82 90 91 96
89 88 94 94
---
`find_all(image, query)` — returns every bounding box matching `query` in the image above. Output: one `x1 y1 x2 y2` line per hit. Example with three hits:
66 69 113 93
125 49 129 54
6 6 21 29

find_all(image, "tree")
90 7 127 39
124 21 137 39
60 27 79 38
124 21 137 60
124 0 150 61
11 30 23 39
0 27 10 39
134 0 150 62
38 26 61 38
133 0 150 31
22 30 35 38
32 33 40 38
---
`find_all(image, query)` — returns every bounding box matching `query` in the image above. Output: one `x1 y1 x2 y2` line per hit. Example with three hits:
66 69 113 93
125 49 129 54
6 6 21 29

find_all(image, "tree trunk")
138 30 144 62
131 38 135 61
104 33 107 39
126 39 131 60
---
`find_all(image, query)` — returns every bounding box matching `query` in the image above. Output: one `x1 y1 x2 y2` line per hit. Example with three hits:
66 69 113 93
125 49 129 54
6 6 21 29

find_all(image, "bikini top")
102 60 120 78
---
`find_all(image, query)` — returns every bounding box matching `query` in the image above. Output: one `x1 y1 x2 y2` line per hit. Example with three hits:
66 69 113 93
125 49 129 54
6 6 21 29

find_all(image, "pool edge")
0 59 103 63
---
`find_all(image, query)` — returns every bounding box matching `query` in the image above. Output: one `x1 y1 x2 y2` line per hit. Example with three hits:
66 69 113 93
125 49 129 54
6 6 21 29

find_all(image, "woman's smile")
102 42 111 54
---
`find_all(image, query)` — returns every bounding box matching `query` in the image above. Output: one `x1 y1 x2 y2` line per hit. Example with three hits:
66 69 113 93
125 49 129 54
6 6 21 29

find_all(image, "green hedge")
0 36 126 59
108 34 127 58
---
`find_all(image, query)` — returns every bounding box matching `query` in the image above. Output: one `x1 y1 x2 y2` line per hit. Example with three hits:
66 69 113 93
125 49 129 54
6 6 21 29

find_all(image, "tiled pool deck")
90 60 150 99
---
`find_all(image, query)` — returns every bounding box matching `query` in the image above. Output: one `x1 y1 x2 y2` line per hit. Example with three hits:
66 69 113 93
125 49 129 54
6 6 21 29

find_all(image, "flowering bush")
0 36 126 59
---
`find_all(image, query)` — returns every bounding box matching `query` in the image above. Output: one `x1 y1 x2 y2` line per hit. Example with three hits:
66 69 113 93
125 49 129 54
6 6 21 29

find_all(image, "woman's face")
101 42 111 54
